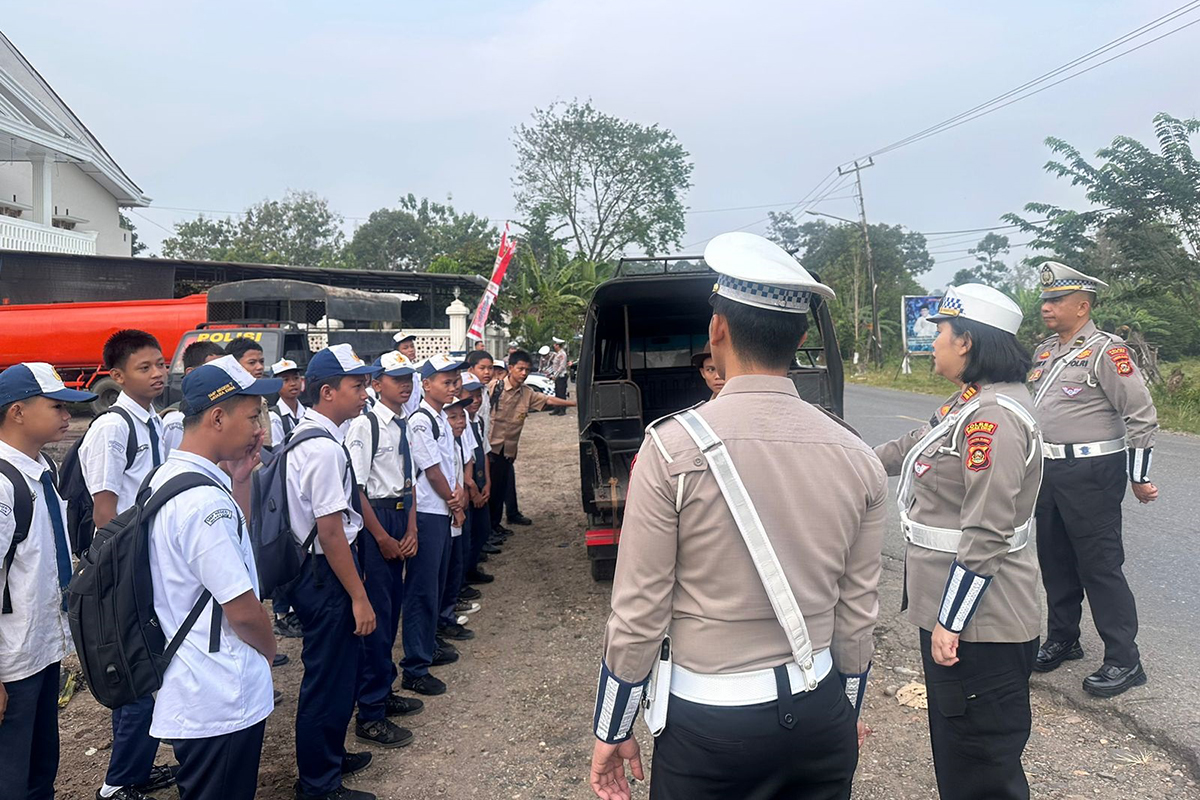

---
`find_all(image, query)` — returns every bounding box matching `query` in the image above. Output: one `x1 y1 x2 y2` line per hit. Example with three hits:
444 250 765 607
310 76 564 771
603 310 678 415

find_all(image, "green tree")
346 194 498 273
119 213 148 256
512 100 692 264
953 232 1011 287
160 215 238 260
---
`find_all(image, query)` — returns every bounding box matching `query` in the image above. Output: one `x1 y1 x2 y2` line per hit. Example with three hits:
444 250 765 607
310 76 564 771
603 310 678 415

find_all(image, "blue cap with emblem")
306 343 382 382
0 362 97 405
1038 261 1109 300
704 232 834 314
183 355 282 414
420 353 466 379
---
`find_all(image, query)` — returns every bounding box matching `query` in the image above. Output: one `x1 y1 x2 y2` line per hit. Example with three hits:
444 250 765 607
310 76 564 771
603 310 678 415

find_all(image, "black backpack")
59 408 139 556
67 471 233 710
0 456 57 615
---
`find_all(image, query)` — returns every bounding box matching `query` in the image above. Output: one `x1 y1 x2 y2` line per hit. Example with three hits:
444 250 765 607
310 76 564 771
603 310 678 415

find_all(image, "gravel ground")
51 410 1199 799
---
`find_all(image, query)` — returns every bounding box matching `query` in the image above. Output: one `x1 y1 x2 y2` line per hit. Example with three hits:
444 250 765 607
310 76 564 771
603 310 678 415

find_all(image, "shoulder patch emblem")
1038 350 1051 361
959 385 979 403
1062 385 1084 398
966 439 992 472
1029 368 1043 382
913 461 931 478
964 420 997 437
204 508 235 526
938 403 952 418
347 440 365 449
1077 349 1093 359
1107 346 1135 377
0 503 10 517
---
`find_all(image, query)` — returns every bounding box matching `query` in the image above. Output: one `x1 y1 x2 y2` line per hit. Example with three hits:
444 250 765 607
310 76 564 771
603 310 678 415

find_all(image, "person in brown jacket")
874 284 1043 800
589 232 885 800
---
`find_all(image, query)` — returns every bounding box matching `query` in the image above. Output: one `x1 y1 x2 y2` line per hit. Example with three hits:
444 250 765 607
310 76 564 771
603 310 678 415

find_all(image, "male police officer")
1029 262 1158 697
589 232 886 800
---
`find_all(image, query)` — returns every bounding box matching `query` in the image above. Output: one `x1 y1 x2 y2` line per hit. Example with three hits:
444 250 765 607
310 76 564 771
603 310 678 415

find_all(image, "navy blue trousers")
292 553 361 796
106 693 159 786
400 512 451 680
272 585 292 617
466 502 490 574
171 720 265 800
439 527 467 627
357 503 408 722
0 662 59 799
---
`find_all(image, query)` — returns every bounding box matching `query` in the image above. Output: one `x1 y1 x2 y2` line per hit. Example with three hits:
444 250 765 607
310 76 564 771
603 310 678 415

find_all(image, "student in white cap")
0 364 95 798
1028 261 1157 698
393 332 424 417
590 232 884 800
874 284 1043 800
145 355 280 800
268 358 307 445
548 338 570 416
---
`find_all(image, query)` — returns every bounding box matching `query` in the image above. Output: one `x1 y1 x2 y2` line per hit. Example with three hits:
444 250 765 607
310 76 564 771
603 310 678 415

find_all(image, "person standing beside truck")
691 350 725 401
225 338 274 449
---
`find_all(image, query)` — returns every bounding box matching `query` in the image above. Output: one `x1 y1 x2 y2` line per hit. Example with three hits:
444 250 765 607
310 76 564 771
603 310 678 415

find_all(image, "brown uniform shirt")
486 377 547 459
602 375 887 683
1028 320 1157 449
874 382 1042 643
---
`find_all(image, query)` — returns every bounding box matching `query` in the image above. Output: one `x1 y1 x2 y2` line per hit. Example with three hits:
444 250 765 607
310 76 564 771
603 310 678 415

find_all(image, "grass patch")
848 357 1200 436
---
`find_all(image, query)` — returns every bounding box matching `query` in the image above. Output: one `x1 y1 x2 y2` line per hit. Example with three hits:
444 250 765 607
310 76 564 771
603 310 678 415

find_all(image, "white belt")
902 516 1032 554
1042 438 1125 460
669 649 833 707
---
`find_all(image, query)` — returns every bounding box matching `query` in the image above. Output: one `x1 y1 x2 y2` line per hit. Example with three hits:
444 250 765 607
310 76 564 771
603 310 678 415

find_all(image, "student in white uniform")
79 330 178 800
0 364 96 798
146 355 279 800
394 332 424 417
268 358 307 445
438 397 476 642
459 372 492 596
287 344 381 800
161 340 226 454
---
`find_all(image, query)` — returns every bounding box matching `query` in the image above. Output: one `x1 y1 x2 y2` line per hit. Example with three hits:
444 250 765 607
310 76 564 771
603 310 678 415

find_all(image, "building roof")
0 31 149 206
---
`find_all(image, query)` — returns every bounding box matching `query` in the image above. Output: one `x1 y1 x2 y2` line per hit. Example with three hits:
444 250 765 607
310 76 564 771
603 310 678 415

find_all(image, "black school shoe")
96 789 155 800
432 645 460 666
355 718 413 749
273 653 290 668
1033 639 1084 672
507 514 533 526
384 692 425 717
134 763 179 792
481 542 503 555
341 751 373 777
458 585 482 601
401 673 447 696
465 568 494 584
494 524 514 536
1083 662 1148 697
274 612 304 638
295 784 376 800
439 622 475 641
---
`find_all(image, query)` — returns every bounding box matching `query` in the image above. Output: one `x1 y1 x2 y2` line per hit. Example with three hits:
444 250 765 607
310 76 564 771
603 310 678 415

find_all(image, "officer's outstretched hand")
1131 482 1159 504
590 737 644 800
931 623 960 666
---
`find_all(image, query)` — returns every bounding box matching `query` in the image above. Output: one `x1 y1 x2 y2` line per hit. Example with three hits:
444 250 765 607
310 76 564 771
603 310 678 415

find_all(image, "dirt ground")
51 410 1199 799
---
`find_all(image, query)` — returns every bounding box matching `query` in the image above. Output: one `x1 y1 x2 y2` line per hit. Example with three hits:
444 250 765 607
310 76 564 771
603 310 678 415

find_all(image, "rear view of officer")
589 232 886 800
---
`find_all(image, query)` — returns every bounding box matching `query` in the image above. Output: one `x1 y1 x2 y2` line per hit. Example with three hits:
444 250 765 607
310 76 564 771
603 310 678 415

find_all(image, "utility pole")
838 158 882 366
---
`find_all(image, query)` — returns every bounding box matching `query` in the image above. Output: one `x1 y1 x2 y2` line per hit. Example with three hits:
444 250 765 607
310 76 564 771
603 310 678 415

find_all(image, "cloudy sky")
5 1 1197 286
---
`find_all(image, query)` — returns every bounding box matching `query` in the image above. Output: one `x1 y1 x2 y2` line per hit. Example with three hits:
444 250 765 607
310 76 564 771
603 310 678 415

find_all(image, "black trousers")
551 376 568 414
489 453 516 529
1035 452 1140 666
650 673 857 800
921 629 1037 800
0 662 59 799
172 720 265 800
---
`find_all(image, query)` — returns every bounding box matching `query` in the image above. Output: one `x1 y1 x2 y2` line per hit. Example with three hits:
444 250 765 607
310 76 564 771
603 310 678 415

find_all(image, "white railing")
0 216 97 255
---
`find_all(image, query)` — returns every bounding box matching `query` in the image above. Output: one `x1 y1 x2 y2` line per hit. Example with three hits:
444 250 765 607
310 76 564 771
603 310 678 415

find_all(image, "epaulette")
644 402 705 463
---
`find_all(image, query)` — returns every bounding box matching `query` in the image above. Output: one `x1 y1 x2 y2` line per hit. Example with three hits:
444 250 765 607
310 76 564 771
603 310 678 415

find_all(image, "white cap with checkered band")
703 232 834 314
928 283 1023 335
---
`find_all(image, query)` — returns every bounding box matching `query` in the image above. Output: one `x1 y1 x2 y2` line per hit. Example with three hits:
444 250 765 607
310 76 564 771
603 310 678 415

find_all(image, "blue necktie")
40 470 72 610
394 417 413 498
147 419 162 467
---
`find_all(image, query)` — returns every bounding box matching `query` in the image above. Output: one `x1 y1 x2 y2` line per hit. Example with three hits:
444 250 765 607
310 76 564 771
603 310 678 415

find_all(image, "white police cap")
270 358 300 376
1038 261 1109 300
704 232 834 314
538 345 551 356
929 283 1023 335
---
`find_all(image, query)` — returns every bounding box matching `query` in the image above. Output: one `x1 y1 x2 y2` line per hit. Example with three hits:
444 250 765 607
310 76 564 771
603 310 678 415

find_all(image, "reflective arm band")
593 661 649 744
839 664 870 716
937 561 993 634
1128 447 1153 484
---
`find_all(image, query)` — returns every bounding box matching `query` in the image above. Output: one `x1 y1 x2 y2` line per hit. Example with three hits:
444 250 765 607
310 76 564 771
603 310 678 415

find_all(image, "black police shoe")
274 613 304 638
459 585 482 601
508 514 533 526
341 751 373 777
272 653 290 668
401 673 447 696
477 553 489 563
1083 662 1148 697
384 692 424 717
355 718 414 749
494 524 514 536
432 645 460 666
481 542 503 555
465 568 494 584
1033 639 1085 672
295 783 376 800
439 622 475 641
134 763 179 792
96 788 156 800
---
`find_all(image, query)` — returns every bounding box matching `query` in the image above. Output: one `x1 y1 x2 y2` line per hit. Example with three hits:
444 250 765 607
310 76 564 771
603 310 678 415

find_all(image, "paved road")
845 383 1200 772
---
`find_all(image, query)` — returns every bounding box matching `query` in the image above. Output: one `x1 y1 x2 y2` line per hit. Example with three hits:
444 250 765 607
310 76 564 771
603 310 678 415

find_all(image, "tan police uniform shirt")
1028 320 1157 450
486 377 548 460
874 382 1042 643
601 375 887 684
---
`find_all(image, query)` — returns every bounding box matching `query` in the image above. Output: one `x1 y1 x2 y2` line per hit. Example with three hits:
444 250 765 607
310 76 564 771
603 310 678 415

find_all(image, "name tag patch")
1062 385 1084 398
204 508 235 526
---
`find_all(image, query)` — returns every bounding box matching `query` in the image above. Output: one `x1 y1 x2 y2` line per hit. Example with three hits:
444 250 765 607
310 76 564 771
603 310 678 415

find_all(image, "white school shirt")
409 400 452 516
402 375 424 417
285 409 362 554
346 403 411 500
269 398 307 445
79 392 166 513
161 409 185 455
449 433 468 538
0 442 72 683
147 450 273 739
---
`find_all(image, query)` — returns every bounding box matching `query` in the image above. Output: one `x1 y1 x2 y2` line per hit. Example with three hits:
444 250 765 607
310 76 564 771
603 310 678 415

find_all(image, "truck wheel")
590 558 616 582
89 378 121 415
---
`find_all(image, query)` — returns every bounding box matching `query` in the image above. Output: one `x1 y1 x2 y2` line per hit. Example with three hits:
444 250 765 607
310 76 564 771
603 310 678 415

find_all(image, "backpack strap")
369 412 381 459
0 459 35 615
411 407 441 440
489 382 504 412
103 407 140 472
277 426 339 558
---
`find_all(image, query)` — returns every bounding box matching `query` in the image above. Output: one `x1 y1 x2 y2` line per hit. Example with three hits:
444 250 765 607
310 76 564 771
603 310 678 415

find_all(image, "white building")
0 32 149 257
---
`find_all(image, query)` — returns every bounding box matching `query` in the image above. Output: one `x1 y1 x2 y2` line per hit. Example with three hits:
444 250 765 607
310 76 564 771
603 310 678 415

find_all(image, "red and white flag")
467 222 516 342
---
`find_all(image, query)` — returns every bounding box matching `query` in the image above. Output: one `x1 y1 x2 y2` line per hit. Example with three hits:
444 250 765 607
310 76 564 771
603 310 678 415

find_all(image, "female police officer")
874 284 1043 800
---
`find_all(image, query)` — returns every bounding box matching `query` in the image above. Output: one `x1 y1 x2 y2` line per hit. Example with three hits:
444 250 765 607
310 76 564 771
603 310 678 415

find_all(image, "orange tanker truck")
0 294 209 412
